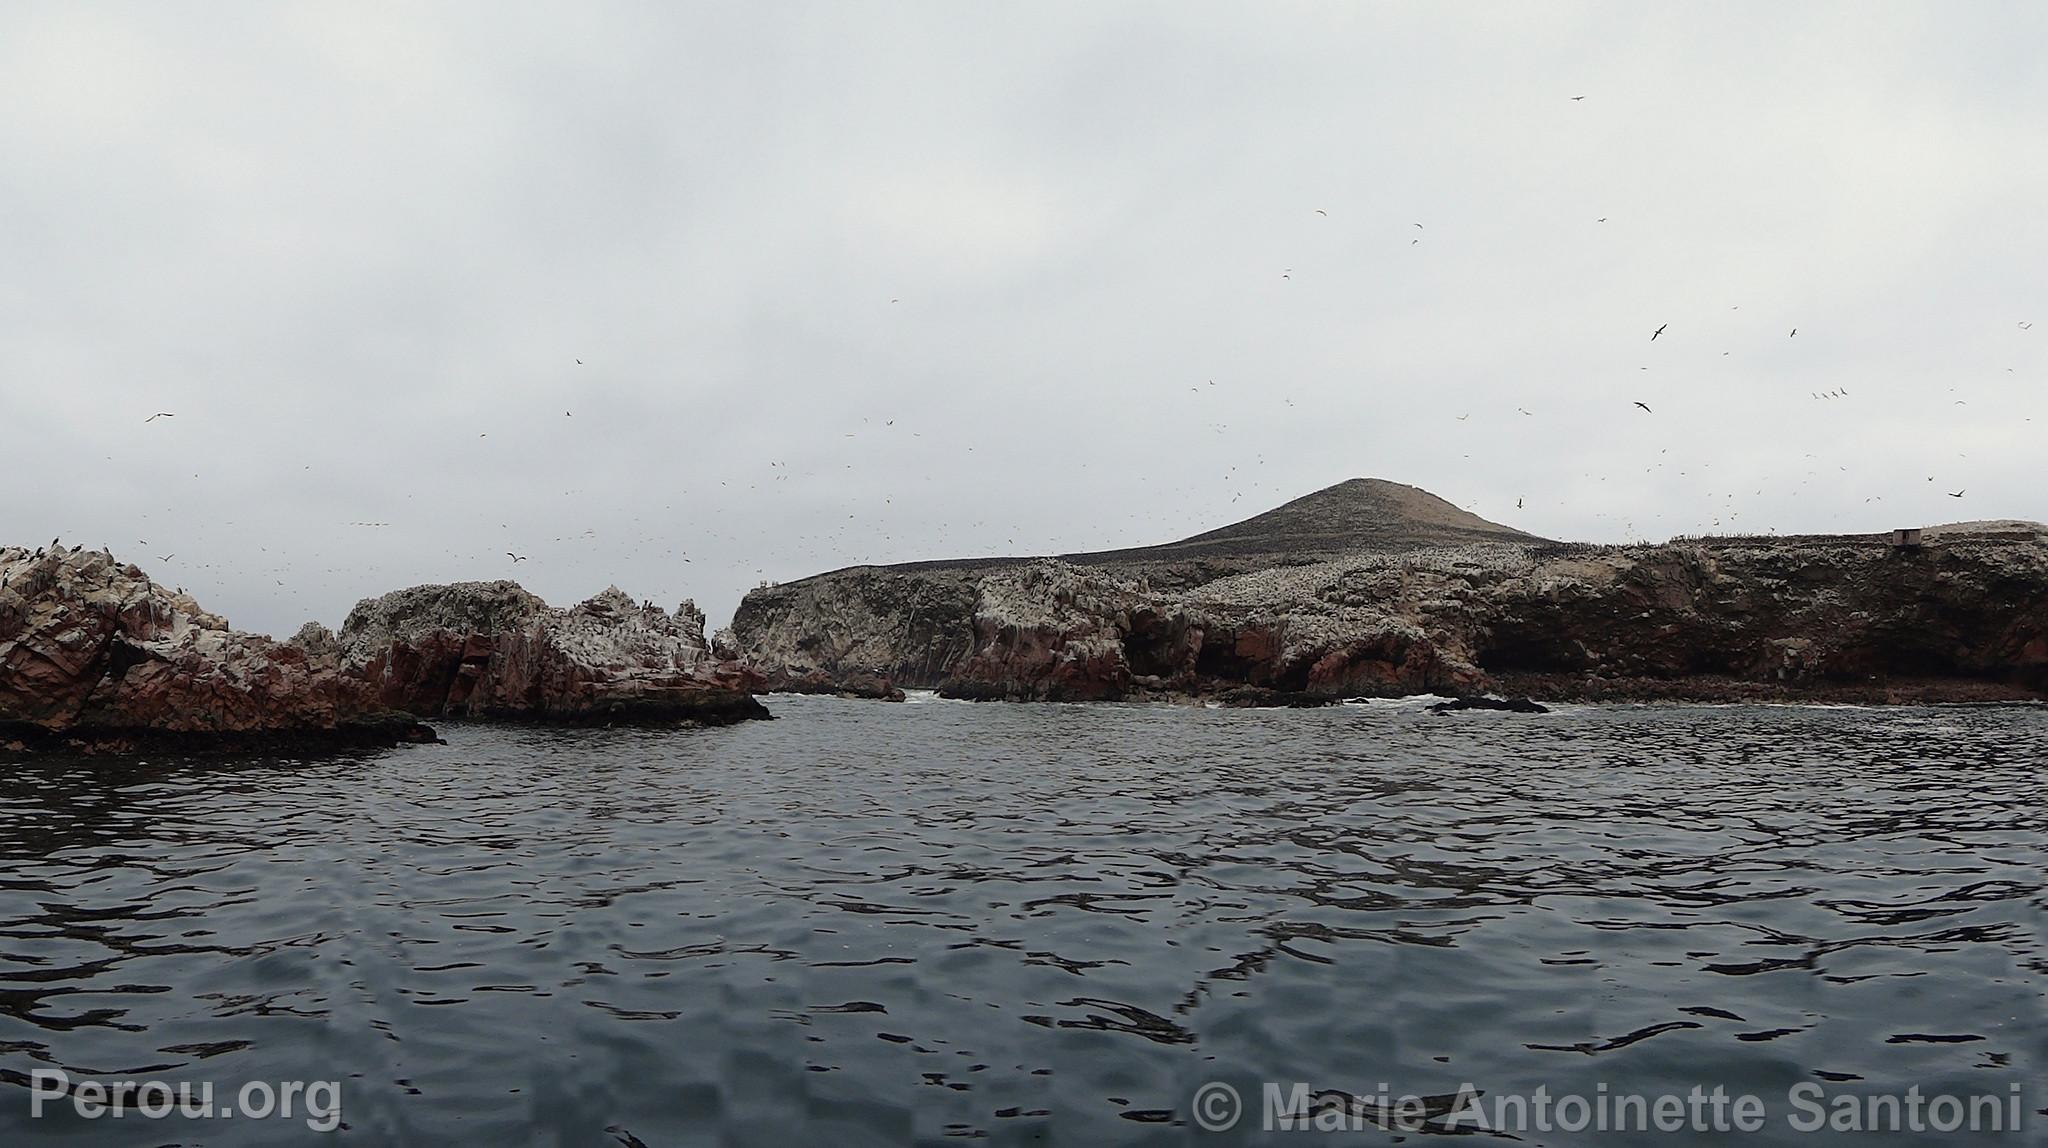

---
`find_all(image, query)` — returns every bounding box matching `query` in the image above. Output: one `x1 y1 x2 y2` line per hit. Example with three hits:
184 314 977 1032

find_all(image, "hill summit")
1067 478 1542 566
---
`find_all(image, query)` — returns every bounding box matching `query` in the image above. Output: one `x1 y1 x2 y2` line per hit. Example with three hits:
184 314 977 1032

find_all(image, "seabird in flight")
1651 324 1667 340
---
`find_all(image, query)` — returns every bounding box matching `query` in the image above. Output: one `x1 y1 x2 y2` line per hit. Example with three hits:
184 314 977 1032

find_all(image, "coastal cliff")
0 545 436 753
728 482 2048 705
325 581 770 725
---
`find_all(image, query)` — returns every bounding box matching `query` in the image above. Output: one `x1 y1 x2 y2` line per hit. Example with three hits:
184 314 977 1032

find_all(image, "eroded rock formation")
0 545 436 753
730 482 2048 705
329 581 770 724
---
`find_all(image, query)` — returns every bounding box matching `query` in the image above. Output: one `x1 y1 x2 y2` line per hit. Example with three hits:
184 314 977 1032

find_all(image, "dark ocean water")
0 696 2042 1146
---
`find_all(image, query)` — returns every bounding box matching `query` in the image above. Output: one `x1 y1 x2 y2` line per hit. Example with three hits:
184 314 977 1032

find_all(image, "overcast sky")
3 2 2043 637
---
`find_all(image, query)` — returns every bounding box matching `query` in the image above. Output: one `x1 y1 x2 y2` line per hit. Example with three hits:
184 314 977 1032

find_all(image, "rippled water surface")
2 697 2043 1145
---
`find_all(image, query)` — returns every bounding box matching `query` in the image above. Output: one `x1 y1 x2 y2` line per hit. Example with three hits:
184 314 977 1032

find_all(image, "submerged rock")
1427 696 1550 714
333 582 769 725
757 667 906 701
0 545 436 754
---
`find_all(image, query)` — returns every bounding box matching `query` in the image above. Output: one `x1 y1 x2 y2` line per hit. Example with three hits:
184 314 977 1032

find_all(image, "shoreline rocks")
1427 695 1550 714
1 545 437 755
328 581 771 726
729 528 2048 708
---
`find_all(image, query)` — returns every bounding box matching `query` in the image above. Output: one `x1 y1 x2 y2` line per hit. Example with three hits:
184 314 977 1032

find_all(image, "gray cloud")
3 1 2042 637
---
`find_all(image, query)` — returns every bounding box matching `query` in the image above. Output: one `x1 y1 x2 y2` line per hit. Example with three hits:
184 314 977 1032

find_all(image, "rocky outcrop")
729 485 2048 705
728 567 983 696
753 667 906 701
331 582 770 725
926 558 1484 703
730 479 1545 700
1428 696 1550 714
0 545 437 754
1472 531 2048 701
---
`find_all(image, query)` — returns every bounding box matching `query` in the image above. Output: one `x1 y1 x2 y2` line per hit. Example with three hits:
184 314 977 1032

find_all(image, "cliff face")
1477 534 2048 699
0 545 436 753
728 482 2048 704
726 568 982 694
933 560 1474 702
333 581 769 724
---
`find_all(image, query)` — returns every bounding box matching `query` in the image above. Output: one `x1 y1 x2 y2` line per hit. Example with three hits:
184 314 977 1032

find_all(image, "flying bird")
1947 490 1965 498
1314 209 1327 216
1789 328 1797 337
158 554 174 562
2020 321 2033 330
1651 324 1667 340
1570 95 1586 100
144 412 174 423
507 552 527 562
1634 401 1653 412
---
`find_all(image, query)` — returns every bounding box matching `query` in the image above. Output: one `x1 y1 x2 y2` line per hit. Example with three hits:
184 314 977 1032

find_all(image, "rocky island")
0 544 436 754
727 479 2048 705
7 480 2041 753
309 581 768 725
1 548 768 755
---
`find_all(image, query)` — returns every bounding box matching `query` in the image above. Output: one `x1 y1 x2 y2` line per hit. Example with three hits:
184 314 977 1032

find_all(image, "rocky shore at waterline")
315 580 770 725
1 548 770 756
0 545 438 754
727 483 2048 707
7 481 2042 751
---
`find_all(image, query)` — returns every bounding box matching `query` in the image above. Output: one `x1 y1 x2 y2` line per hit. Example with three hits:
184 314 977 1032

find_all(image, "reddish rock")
0 545 435 754
333 582 770 725
737 527 2048 705
763 667 906 701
